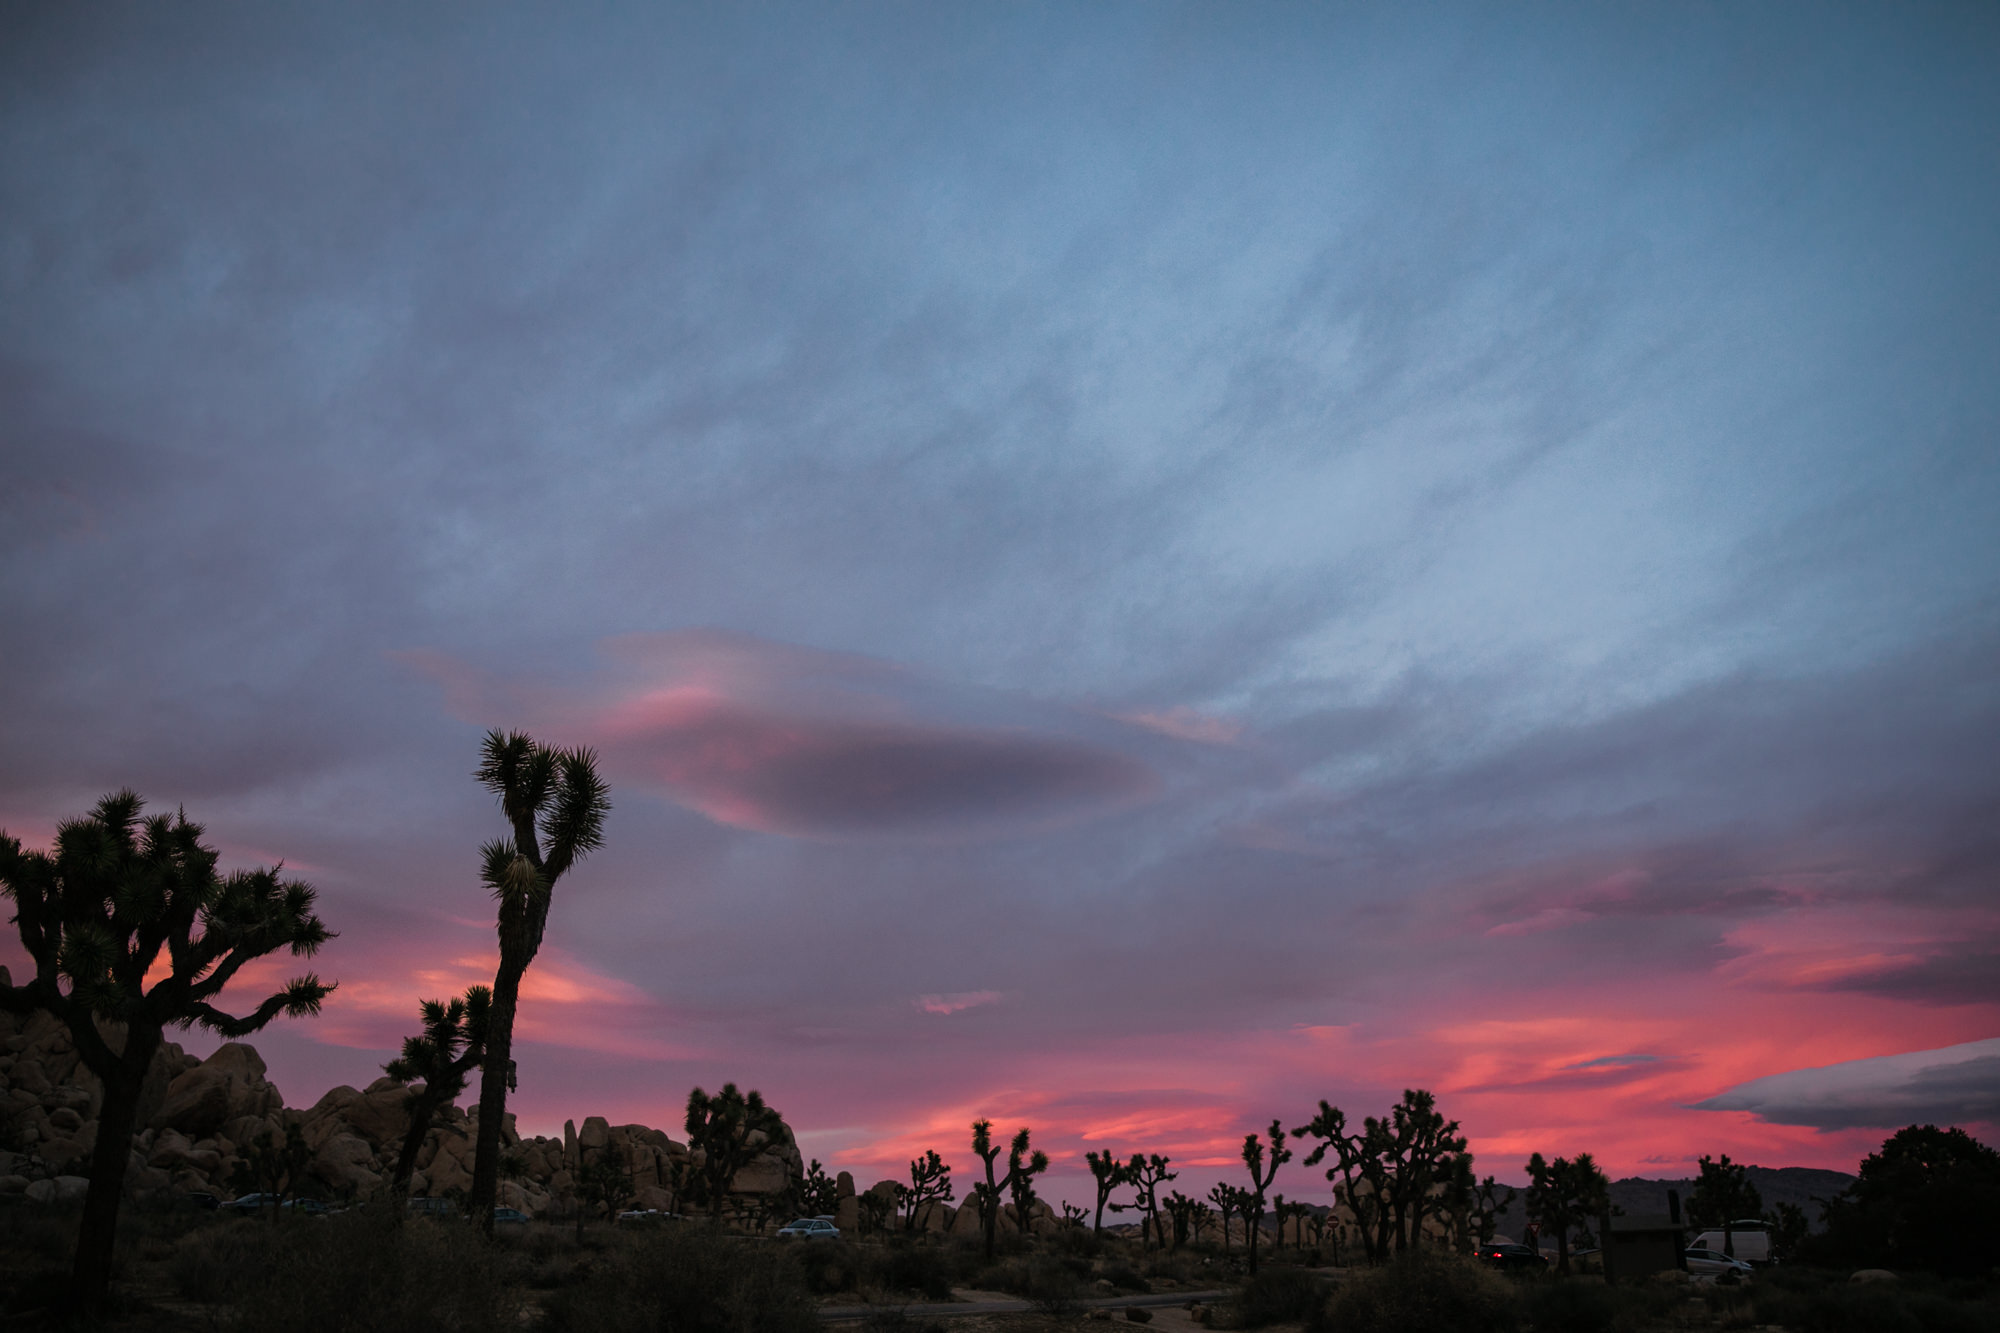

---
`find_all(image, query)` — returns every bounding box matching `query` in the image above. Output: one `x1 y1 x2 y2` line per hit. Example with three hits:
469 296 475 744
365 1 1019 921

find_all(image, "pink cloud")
399 630 1161 840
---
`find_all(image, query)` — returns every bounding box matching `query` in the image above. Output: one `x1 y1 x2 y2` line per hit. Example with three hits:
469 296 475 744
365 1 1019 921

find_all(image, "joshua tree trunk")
71 1033 154 1309
469 961 523 1231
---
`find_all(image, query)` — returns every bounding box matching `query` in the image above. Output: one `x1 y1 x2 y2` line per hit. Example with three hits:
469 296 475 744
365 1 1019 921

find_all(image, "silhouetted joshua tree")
971 1120 1048 1259
230 1119 315 1222
685 1082 788 1222
801 1158 841 1218
467 731 610 1234
1189 1199 1216 1246
1208 1182 1244 1253
1525 1151 1611 1274
577 1150 635 1234
383 985 491 1206
1292 1100 1381 1262
1164 1190 1201 1250
1689 1153 1762 1259
1086 1148 1137 1235
1128 1153 1176 1249
903 1148 954 1231
1241 1119 1292 1274
0 793 333 1314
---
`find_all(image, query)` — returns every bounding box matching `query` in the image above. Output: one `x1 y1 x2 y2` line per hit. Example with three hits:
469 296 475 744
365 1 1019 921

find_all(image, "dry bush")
1316 1247 1517 1333
542 1223 817 1333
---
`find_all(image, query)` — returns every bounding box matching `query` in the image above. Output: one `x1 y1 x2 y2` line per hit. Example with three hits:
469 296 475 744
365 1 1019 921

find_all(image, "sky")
2 2 1997 1206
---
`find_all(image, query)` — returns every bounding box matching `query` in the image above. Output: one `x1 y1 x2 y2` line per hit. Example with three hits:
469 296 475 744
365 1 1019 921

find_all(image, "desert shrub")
171 1218 286 1303
1316 1248 1518 1333
231 1210 514 1332
790 1238 863 1294
545 1224 816 1333
1023 1255 1087 1315
1098 1259 1151 1293
1748 1273 1998 1333
1222 1266 1327 1328
867 1239 956 1300
1520 1280 1620 1333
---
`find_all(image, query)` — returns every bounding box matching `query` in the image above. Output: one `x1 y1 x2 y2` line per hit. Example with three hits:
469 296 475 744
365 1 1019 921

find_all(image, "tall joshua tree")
971 1120 1048 1259
1085 1148 1136 1235
382 985 491 1205
1208 1182 1244 1253
467 731 609 1234
0 793 334 1313
1241 1120 1292 1274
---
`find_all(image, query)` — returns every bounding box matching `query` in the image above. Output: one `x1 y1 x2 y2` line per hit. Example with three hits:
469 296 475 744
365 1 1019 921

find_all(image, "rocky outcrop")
0 977 804 1223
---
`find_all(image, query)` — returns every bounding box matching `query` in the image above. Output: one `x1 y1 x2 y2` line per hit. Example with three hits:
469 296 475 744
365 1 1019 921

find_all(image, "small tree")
230 1119 315 1221
577 1151 634 1236
1189 1200 1215 1246
800 1158 841 1218
685 1082 788 1223
1524 1152 1610 1274
467 732 610 1234
1467 1174 1515 1247
1688 1153 1762 1259
1163 1190 1200 1250
1128 1153 1176 1250
1208 1182 1244 1253
1085 1148 1136 1235
0 793 334 1313
1241 1118 1292 1274
971 1120 1048 1259
382 985 491 1207
903 1148 953 1231
1060 1201 1090 1230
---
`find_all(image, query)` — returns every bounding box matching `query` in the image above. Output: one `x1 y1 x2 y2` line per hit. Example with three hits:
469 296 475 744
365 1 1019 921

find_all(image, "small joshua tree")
1525 1151 1611 1274
577 1151 634 1236
1689 1153 1762 1259
971 1120 1048 1259
0 793 334 1313
903 1148 953 1231
800 1158 841 1218
685 1082 788 1223
1086 1148 1137 1235
1189 1199 1216 1246
1164 1190 1201 1250
230 1119 315 1222
1242 1118 1293 1273
1208 1181 1245 1253
1129 1153 1176 1249
382 985 491 1206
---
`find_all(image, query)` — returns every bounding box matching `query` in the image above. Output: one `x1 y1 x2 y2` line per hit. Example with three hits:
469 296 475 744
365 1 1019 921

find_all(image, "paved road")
819 1289 1233 1321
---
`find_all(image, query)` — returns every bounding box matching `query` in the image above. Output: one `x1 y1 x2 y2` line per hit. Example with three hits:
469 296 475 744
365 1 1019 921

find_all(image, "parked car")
221 1192 282 1214
775 1217 841 1239
1685 1247 1756 1278
492 1207 531 1226
177 1191 220 1212
280 1197 334 1216
406 1197 458 1218
616 1208 685 1224
1688 1222 1771 1265
1474 1242 1549 1271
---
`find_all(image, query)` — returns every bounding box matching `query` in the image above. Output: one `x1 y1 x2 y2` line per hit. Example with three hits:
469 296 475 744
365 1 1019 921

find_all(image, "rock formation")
0 969 803 1222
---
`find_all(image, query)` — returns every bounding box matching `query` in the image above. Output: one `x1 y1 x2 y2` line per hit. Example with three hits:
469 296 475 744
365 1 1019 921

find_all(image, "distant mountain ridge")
1490 1165 1856 1240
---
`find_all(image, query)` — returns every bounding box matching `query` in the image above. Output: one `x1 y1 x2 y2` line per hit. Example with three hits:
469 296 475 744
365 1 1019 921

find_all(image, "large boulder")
153 1044 281 1138
312 1133 383 1196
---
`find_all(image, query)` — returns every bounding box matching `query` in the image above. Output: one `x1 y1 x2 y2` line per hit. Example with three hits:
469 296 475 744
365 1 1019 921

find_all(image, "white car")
776 1217 841 1239
1685 1247 1755 1278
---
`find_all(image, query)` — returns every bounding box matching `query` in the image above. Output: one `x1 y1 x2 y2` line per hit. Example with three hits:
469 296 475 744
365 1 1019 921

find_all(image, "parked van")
1688 1219 1770 1264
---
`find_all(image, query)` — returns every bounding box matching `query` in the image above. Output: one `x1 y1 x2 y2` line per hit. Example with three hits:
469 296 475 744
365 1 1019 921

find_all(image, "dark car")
221 1192 282 1214
1474 1243 1549 1271
492 1207 531 1226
